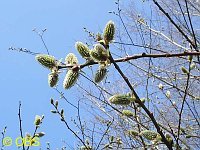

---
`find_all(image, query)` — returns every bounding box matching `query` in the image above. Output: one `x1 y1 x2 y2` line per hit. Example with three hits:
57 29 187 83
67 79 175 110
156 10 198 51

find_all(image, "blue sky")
0 0 118 149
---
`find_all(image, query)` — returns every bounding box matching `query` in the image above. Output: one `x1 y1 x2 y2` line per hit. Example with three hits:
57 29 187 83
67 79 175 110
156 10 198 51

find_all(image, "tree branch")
58 51 200 70
108 51 173 149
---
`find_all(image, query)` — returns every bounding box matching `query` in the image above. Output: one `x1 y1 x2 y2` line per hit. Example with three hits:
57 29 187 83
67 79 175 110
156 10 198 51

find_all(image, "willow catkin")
35 54 56 69
103 20 115 44
48 72 59 87
109 94 132 105
75 42 90 59
65 53 78 65
122 110 134 117
34 115 42 126
139 130 158 140
63 69 79 89
181 66 189 74
94 67 107 83
90 44 108 62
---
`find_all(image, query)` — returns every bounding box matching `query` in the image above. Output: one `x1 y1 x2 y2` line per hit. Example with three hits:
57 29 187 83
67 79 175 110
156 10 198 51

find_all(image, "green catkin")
90 50 99 61
141 98 145 103
128 130 139 137
94 44 108 55
34 115 42 126
90 44 109 62
109 94 133 105
48 72 59 87
35 54 56 69
190 63 195 70
188 55 193 62
165 133 173 144
158 83 163 90
63 69 79 89
181 66 189 74
65 53 78 65
94 67 107 83
166 91 171 99
90 50 105 62
75 42 90 59
103 20 115 44
122 110 134 117
139 130 158 140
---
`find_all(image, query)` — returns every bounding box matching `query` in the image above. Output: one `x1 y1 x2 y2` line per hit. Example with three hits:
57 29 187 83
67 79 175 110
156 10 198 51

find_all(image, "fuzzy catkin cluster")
35 20 115 89
36 54 59 87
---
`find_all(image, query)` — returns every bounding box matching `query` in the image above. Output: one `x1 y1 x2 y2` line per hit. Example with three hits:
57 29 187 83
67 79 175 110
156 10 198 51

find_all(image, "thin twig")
54 88 78 109
18 101 25 150
95 118 114 150
1 126 7 150
33 28 50 55
26 126 39 150
51 104 87 149
176 62 192 149
116 0 135 46
40 35 50 55
184 0 198 50
9 47 40 55
77 100 85 142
